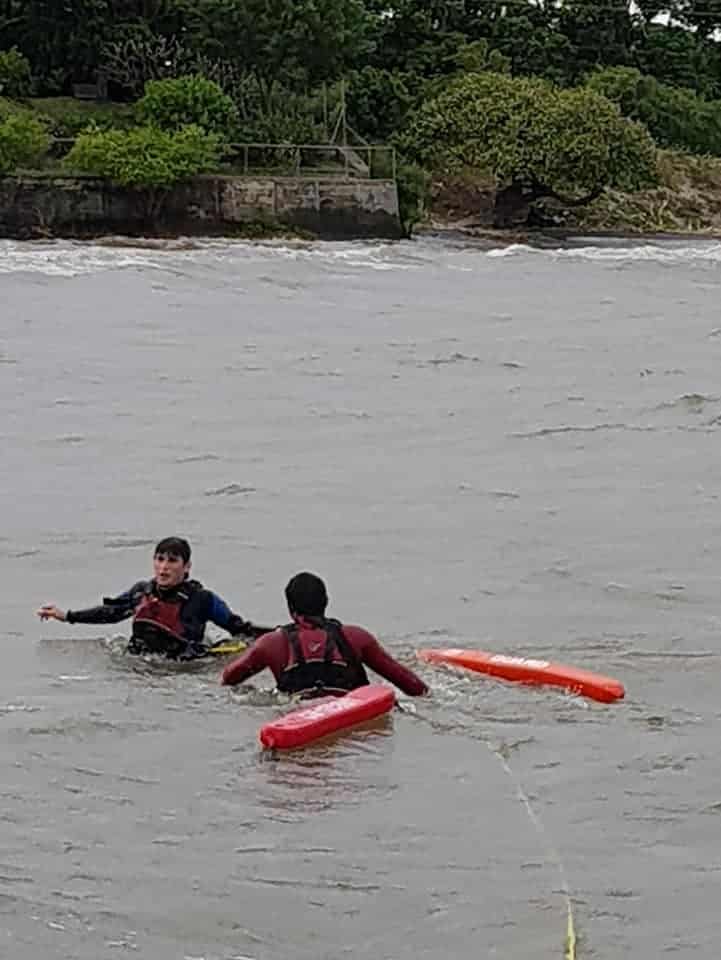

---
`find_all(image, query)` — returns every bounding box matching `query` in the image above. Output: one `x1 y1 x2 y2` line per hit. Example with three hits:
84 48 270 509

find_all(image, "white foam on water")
485 240 721 264
486 243 534 258
0 239 175 276
0 237 426 276
3 234 721 278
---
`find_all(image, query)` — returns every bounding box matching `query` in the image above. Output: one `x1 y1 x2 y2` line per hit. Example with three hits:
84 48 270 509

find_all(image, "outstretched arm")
37 583 145 625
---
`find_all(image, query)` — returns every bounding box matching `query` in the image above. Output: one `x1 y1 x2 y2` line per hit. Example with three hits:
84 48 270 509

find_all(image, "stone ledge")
0 174 402 241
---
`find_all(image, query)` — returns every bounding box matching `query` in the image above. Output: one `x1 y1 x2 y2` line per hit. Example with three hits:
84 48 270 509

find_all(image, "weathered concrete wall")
0 174 402 240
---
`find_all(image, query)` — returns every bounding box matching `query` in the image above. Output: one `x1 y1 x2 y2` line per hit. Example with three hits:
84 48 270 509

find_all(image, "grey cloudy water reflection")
2 235 721 959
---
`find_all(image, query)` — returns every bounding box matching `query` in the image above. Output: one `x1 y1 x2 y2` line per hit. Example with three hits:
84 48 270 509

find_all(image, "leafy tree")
587 66 721 155
399 71 657 226
422 38 511 98
557 0 635 82
454 39 510 76
499 19 576 85
0 0 195 93
365 0 495 74
676 0 721 37
0 111 49 174
193 0 371 108
633 25 721 98
0 1 116 92
0 46 31 97
346 67 414 142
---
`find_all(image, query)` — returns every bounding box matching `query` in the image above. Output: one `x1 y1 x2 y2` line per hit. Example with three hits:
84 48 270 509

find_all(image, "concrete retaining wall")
0 174 402 240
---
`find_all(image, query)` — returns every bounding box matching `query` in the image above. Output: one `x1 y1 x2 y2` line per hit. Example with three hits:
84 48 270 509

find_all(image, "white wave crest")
486 240 721 264
0 237 427 277
486 243 534 258
0 240 174 277
3 235 721 277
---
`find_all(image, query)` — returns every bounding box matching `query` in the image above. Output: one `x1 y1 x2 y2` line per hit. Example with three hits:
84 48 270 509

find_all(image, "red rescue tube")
417 648 625 703
259 684 396 749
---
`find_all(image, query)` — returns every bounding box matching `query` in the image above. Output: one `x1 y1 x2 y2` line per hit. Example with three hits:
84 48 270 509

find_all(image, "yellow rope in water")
395 701 578 956
566 900 577 960
492 748 577 960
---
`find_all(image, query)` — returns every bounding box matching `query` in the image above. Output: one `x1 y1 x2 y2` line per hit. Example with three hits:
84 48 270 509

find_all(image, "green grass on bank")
2 95 135 138
0 95 32 117
28 97 135 136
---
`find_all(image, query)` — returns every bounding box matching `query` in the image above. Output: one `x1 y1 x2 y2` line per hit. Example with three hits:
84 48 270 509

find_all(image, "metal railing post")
224 142 395 180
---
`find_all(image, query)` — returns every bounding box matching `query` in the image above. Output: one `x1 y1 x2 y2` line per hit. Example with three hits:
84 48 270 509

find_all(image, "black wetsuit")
66 579 261 658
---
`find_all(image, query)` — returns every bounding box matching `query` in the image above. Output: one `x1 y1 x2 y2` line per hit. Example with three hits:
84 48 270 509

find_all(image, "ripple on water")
4 232 721 960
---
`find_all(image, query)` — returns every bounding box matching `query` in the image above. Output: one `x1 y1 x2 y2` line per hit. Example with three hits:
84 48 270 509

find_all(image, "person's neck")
293 612 325 627
155 580 182 595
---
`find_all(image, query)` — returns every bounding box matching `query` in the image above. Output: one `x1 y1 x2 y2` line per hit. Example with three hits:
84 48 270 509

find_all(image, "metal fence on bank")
224 143 397 180
51 139 397 181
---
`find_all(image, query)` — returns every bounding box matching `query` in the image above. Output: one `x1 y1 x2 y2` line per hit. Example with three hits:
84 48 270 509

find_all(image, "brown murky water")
2 235 721 959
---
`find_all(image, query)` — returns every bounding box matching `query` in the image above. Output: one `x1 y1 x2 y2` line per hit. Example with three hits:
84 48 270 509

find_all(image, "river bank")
0 172 402 241
2 150 718 245
425 149 721 240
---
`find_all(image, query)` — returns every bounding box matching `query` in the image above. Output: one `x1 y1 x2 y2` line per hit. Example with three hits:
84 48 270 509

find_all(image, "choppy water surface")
2 234 721 959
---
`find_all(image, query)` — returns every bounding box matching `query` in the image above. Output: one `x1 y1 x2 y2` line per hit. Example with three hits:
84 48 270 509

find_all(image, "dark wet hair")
285 572 328 617
154 537 191 564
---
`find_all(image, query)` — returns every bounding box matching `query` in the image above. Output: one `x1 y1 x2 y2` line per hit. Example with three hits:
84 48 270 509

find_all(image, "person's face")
153 551 189 588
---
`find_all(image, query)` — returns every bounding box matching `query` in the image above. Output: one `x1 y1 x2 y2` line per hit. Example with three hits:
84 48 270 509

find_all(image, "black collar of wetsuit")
150 578 202 601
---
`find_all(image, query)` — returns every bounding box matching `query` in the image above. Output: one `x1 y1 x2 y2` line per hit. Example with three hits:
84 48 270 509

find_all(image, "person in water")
221 571 429 697
36 537 269 659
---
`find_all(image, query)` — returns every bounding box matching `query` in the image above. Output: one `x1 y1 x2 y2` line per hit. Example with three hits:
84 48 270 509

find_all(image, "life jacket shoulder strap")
282 618 359 667
283 623 305 666
323 618 361 668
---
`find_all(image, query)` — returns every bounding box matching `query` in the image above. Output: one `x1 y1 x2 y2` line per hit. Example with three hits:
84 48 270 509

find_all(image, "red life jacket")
278 618 369 697
131 584 197 654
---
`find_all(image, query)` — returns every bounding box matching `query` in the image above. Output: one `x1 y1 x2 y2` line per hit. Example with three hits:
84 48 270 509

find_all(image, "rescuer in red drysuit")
221 571 429 698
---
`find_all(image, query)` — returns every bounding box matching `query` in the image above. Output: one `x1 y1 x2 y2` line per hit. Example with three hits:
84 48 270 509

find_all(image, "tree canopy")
2 0 721 103
398 71 658 224
3 0 721 227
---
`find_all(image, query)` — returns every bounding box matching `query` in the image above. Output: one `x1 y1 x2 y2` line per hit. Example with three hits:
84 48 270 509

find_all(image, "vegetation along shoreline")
3 3 721 241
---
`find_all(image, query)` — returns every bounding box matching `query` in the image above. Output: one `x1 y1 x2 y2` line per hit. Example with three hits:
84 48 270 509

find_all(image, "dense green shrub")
0 112 49 175
395 162 431 236
0 48 32 99
63 124 221 187
135 75 239 139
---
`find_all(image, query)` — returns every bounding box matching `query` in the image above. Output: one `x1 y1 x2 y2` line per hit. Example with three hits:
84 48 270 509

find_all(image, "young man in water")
37 536 270 660
221 571 429 697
